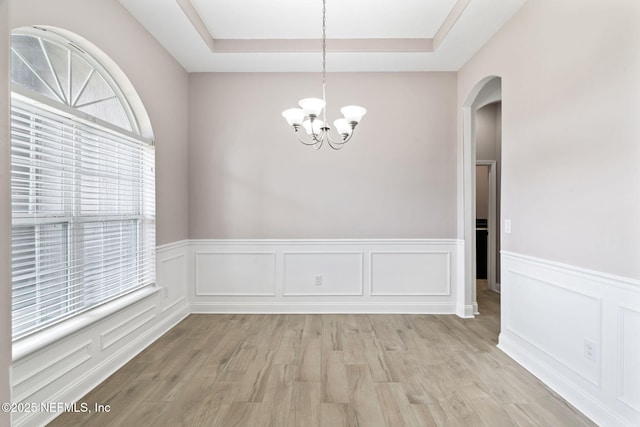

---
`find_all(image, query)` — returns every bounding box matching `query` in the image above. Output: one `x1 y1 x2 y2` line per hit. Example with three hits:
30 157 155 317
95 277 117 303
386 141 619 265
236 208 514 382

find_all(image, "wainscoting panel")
499 251 640 427
12 340 92 403
157 251 188 313
370 251 450 296
283 252 363 296
504 270 601 385
194 251 276 296
619 306 640 412
11 241 190 427
189 239 463 314
99 305 158 351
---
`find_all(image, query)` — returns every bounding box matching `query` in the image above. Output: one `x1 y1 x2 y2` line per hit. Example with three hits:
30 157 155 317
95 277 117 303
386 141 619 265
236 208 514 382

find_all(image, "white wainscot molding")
12 241 190 427
195 251 276 296
157 243 189 313
619 306 640 413
283 252 363 296
370 251 450 296
189 239 463 314
498 251 640 427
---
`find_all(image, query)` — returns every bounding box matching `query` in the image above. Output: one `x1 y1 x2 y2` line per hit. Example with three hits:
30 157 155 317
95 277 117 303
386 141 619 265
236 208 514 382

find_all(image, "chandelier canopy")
281 0 367 150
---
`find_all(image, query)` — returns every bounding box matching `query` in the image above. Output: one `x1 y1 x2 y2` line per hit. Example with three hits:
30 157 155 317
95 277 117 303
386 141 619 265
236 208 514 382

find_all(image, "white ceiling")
119 0 527 72
191 0 459 39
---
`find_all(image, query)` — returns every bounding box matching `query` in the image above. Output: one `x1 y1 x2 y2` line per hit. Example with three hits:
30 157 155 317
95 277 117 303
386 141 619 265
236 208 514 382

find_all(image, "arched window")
10 27 155 339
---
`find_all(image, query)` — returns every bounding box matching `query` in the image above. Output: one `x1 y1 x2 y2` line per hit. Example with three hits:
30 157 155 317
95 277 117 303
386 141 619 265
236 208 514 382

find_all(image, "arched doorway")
461 76 502 316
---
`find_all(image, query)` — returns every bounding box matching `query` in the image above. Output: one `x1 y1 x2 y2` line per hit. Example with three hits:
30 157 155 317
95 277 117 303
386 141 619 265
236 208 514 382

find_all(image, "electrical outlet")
584 339 597 362
505 219 512 234
314 275 323 286
163 287 169 298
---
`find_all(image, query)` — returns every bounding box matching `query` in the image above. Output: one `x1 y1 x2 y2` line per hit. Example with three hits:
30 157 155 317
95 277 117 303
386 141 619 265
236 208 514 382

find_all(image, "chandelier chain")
322 0 327 85
321 0 327 121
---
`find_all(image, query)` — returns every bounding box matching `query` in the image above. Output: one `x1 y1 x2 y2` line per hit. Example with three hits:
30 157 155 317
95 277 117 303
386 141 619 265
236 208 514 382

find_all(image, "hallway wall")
475 103 500 162
475 165 489 219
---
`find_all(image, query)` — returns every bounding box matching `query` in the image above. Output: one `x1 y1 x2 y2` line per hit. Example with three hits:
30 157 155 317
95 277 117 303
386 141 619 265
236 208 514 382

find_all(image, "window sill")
12 286 160 362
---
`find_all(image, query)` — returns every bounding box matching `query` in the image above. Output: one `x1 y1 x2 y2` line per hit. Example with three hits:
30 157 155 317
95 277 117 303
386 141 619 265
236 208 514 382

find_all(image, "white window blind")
11 95 155 339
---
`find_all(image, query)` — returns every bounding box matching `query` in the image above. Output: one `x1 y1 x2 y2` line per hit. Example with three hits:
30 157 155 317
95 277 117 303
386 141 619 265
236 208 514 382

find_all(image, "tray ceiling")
119 0 527 72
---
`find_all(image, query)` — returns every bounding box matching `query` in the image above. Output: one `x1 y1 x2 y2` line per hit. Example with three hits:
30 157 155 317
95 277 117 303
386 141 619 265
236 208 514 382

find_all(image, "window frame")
11 27 142 135
10 29 156 342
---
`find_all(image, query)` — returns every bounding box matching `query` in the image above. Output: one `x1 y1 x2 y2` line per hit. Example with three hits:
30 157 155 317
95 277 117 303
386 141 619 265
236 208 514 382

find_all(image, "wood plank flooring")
48 291 595 426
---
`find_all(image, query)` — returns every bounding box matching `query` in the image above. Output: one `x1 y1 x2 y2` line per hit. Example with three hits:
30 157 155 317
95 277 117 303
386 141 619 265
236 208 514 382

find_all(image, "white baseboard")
472 301 479 315
190 301 457 314
457 304 476 318
498 333 628 427
500 251 640 427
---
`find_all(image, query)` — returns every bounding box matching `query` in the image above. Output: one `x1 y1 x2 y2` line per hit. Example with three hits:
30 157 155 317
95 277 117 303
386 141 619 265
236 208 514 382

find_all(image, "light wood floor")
49 291 595 426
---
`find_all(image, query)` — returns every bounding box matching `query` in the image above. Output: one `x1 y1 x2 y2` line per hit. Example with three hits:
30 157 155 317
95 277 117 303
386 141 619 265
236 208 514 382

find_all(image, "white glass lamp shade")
340 105 367 124
298 98 326 117
282 108 306 126
302 119 324 135
333 118 352 137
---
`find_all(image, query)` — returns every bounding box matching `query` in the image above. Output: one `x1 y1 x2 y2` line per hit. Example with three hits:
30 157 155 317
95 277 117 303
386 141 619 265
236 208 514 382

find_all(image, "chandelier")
281 0 367 150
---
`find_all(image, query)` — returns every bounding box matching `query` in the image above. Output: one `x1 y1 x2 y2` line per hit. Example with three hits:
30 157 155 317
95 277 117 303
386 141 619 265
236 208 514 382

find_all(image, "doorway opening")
476 159 499 293
461 76 502 317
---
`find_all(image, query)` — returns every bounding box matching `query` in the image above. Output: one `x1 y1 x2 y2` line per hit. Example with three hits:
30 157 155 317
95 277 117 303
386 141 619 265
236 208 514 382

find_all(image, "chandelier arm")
294 129 325 146
327 139 346 150
324 131 351 150
295 134 321 146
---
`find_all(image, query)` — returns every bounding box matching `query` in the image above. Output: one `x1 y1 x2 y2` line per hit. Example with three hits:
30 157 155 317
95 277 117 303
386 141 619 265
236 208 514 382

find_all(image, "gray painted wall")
188 72 458 239
459 0 640 279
